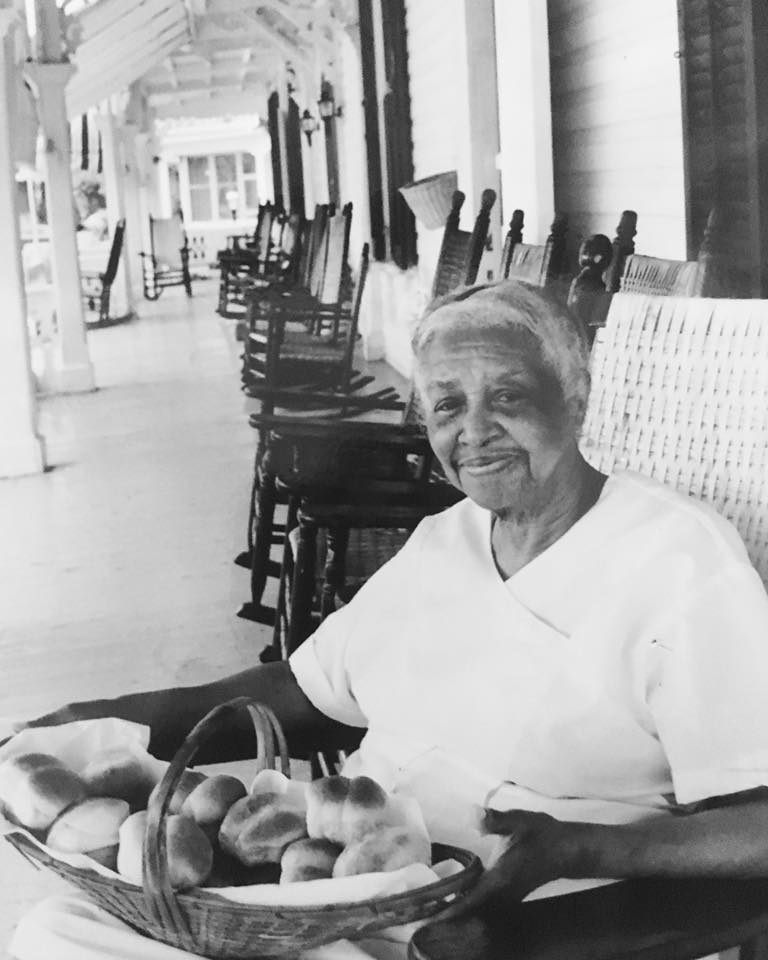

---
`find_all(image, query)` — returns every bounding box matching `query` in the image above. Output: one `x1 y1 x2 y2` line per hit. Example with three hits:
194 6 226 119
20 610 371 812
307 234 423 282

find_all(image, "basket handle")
141 697 290 949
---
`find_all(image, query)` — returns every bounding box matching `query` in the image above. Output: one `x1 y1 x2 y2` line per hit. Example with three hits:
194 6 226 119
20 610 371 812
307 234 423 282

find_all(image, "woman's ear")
566 372 590 431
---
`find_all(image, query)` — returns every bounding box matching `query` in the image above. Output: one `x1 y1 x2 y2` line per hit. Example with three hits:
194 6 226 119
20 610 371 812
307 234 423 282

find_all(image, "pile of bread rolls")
0 750 430 893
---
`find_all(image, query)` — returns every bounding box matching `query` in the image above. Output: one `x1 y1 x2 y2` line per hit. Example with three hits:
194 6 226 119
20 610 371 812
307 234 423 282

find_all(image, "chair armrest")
250 414 427 447
410 877 768 960
298 486 462 526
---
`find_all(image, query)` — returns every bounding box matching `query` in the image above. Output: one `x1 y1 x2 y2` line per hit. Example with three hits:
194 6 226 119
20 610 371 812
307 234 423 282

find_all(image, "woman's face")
415 324 579 516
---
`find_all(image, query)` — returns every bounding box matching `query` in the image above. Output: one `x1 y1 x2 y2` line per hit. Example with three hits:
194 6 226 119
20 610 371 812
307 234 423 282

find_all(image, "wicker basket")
5 698 482 958
399 172 458 229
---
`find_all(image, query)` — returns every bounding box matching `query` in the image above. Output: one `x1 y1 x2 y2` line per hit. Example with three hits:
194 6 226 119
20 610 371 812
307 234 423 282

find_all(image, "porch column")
25 61 95 393
493 0 554 243
98 99 134 316
120 123 145 302
0 10 46 476
456 0 502 264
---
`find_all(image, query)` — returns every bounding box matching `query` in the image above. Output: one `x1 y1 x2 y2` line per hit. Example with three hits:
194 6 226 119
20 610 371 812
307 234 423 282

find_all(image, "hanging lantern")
14 77 40 174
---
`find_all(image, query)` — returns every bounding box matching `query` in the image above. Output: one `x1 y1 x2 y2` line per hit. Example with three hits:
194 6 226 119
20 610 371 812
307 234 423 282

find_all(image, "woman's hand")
442 808 577 918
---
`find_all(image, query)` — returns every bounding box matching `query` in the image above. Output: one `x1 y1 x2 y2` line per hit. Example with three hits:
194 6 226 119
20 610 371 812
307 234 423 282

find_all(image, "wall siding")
548 0 687 259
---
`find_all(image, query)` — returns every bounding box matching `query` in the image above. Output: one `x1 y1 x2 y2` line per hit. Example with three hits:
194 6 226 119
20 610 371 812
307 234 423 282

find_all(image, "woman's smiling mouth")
458 452 525 476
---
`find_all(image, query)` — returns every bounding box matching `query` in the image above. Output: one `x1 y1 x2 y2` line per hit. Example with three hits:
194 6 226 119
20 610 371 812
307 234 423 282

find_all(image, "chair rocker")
81 218 127 328
139 214 192 301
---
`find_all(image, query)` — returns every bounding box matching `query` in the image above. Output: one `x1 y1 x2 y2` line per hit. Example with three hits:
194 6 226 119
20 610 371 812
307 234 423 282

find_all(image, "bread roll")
148 769 207 815
305 776 350 844
117 810 213 890
280 838 342 883
81 750 157 811
219 792 307 865
181 775 246 828
306 775 396 846
0 754 88 831
341 776 393 845
46 797 130 855
332 827 431 878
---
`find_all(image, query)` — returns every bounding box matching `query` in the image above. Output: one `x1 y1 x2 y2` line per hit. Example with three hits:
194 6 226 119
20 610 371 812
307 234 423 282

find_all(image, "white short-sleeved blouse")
290 471 768 885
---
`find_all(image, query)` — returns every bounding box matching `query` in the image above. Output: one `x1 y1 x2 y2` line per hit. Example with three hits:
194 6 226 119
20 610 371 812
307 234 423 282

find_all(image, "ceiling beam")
77 0 184 44
74 2 188 67
67 26 189 114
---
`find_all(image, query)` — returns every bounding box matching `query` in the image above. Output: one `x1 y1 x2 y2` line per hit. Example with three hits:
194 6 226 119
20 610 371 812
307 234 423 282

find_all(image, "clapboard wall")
548 0 687 261
679 0 768 296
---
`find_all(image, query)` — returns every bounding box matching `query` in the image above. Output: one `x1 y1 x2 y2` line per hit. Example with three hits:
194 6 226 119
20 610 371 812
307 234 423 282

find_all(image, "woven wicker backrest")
581 293 768 586
151 216 186 267
255 203 275 258
619 255 701 296
431 189 495 300
317 203 352 306
505 244 548 285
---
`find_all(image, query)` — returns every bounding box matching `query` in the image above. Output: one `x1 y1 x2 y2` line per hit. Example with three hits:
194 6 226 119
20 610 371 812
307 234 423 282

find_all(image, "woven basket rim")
7 831 480 917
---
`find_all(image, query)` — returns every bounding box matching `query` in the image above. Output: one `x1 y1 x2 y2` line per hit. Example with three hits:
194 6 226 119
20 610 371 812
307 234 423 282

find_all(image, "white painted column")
460 0 502 274
120 122 145 302
98 100 133 316
24 60 95 393
0 10 46 476
493 0 554 242
255 146 273 205
154 156 173 218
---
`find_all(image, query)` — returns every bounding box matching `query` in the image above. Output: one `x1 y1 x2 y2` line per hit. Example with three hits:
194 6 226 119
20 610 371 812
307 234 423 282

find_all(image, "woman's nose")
459 402 499 445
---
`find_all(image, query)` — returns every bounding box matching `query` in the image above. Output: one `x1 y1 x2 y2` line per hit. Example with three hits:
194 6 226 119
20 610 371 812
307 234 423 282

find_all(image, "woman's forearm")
26 661 364 762
563 799 768 880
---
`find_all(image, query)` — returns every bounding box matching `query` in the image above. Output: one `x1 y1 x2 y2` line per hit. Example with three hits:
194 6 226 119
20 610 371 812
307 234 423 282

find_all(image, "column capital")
23 59 75 96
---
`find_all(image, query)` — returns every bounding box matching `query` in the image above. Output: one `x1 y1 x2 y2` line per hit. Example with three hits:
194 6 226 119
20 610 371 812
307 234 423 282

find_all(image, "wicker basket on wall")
5 698 482 958
399 171 458 229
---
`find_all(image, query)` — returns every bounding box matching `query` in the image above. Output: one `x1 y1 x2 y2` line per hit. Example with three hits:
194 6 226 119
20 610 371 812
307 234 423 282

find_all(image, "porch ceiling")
65 0 192 117
136 0 354 120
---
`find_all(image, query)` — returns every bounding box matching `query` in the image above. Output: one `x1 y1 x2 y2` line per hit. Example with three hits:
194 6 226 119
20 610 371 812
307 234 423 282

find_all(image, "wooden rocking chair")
239 189 497 650
81 218 127 327
139 214 192 301
500 209 569 288
432 189 497 298
568 209 719 337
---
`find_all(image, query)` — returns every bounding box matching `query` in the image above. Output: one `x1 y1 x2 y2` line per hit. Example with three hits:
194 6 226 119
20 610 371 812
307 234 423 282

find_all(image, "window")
182 152 262 222
188 156 212 221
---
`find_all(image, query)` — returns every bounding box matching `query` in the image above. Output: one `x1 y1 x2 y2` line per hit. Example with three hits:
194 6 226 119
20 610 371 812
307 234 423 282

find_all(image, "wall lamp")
318 89 342 121
300 109 320 145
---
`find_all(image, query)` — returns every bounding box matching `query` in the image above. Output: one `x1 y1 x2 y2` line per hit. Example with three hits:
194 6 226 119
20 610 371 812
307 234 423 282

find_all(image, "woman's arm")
23 661 364 762
447 790 768 914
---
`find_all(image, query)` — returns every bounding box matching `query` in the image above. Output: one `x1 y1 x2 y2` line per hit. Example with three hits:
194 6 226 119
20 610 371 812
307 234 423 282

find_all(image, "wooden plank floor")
0 281 407 954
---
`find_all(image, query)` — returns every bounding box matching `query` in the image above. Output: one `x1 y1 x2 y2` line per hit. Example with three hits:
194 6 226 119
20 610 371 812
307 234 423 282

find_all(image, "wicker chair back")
582 293 768 586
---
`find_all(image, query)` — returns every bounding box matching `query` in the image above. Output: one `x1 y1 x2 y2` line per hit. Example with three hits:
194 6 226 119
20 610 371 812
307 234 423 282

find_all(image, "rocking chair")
239 189 497 646
500 209 569 289
139 214 192 301
81 218 127 327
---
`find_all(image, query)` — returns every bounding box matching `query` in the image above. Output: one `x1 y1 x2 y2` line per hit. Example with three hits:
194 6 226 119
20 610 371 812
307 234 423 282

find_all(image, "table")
409 878 768 960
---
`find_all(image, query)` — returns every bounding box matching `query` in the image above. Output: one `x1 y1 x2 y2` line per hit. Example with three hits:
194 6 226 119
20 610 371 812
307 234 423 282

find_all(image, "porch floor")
0 279 407 955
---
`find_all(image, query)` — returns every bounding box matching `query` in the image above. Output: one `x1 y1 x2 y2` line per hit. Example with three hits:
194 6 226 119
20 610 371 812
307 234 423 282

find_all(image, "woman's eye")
495 390 524 405
433 397 460 415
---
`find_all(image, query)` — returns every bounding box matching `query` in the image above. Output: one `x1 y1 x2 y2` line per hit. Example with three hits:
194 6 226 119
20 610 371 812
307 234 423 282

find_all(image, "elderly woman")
9 281 768 958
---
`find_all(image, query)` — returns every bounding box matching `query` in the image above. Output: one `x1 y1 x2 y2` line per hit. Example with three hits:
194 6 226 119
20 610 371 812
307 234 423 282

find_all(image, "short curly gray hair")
411 280 591 426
